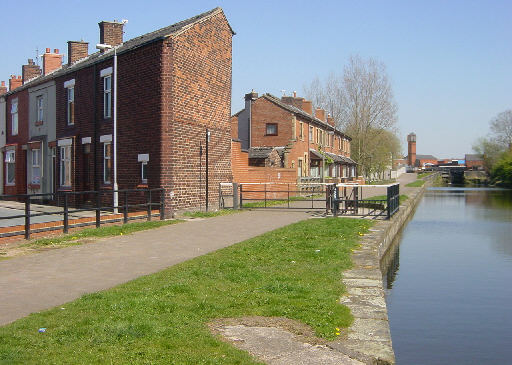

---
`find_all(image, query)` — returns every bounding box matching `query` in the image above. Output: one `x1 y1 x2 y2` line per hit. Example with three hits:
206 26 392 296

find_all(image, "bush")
491 152 512 187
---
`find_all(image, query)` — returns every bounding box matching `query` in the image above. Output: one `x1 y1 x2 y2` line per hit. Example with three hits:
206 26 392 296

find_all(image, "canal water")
384 187 512 364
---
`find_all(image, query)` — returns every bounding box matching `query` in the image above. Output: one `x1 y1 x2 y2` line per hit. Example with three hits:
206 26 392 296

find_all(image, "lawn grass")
417 172 433 179
0 218 372 364
23 219 182 249
182 209 238 218
365 194 409 204
242 194 324 208
367 179 396 185
406 179 425 187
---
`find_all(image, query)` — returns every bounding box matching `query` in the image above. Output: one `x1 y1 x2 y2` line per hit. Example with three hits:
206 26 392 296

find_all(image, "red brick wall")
161 10 233 213
251 98 293 147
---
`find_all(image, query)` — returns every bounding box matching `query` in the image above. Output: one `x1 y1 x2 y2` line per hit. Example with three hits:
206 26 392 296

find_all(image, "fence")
219 182 400 219
0 188 164 240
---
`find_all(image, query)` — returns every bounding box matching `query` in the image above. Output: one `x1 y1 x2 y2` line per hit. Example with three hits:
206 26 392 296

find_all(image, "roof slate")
5 7 229 96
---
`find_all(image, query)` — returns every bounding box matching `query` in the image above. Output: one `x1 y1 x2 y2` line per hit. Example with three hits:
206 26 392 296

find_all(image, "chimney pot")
293 91 296 98
46 48 50 53
43 48 63 75
54 49 59 54
1 81 4 86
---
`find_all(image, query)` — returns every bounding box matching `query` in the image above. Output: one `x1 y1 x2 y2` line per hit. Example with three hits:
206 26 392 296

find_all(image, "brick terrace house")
465 154 484 170
231 91 356 184
1 7 234 214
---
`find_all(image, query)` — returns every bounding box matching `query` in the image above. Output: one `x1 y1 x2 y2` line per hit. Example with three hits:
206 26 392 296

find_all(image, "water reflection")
384 187 512 365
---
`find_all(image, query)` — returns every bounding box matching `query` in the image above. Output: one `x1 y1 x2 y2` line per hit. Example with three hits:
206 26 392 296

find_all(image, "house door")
50 147 56 194
298 159 303 177
83 145 93 201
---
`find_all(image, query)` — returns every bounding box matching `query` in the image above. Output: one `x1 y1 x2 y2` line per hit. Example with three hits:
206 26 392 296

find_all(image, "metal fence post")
160 189 165 220
25 195 31 240
63 193 69 234
239 184 243 209
264 184 267 208
287 183 290 209
387 186 391 219
147 189 152 221
123 190 128 224
233 183 239 210
96 191 101 228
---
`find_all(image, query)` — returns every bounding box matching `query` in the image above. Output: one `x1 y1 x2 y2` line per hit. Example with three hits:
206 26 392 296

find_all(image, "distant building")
404 132 437 169
465 154 484 170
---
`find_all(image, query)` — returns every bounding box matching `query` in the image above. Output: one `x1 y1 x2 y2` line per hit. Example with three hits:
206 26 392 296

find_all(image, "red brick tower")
407 132 416 166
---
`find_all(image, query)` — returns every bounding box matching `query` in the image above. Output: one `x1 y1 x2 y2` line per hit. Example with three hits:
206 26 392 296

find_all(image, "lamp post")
96 43 118 212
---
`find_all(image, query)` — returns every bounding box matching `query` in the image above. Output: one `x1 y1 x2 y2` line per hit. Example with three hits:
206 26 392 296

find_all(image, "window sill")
58 187 72 192
265 134 278 137
136 184 148 189
5 183 15 187
101 185 113 190
35 121 44 126
28 184 41 189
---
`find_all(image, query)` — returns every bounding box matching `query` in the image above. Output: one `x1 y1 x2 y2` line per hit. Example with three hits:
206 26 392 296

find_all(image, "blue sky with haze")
1 0 510 157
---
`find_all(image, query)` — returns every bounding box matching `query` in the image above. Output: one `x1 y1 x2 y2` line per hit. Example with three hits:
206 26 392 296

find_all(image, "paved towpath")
0 209 313 326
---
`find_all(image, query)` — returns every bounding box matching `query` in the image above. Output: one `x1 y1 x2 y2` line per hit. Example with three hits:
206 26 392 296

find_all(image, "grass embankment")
406 179 426 187
242 194 324 208
0 218 372 364
367 179 396 185
182 209 237 218
23 219 182 249
366 194 409 205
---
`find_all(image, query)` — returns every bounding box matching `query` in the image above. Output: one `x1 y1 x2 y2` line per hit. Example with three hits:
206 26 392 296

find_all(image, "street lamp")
96 43 118 212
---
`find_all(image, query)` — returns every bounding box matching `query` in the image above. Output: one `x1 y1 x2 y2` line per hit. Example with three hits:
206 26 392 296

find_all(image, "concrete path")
0 209 313 326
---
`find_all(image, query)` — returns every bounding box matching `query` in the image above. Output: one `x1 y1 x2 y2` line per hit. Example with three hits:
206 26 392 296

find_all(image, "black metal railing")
239 183 329 211
0 188 165 239
332 183 400 219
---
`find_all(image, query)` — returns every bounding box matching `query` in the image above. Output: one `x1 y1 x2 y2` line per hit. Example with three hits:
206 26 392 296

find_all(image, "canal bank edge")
329 181 430 364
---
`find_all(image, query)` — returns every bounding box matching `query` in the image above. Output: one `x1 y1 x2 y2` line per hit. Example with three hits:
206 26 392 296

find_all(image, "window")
5 150 15 185
103 143 112 184
103 75 112 118
11 99 18 135
60 146 71 186
299 122 304 140
265 123 277 136
309 126 313 141
31 149 41 185
67 87 74 125
37 96 44 122
316 128 320 144
141 162 148 184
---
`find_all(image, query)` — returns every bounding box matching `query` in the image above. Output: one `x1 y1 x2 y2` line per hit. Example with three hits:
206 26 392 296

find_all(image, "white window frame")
103 75 112 119
5 150 15 185
31 149 42 185
67 87 74 125
60 145 71 187
37 96 44 122
141 162 148 184
103 142 112 184
11 99 18 135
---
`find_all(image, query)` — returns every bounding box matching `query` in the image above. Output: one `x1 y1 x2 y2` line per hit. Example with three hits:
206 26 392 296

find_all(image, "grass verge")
23 219 182 249
242 194 324 208
366 194 409 204
182 209 238 218
0 218 372 364
417 172 433 179
406 179 425 187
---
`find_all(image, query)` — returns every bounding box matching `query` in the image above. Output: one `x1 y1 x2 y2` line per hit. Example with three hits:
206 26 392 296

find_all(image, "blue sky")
1 0 510 157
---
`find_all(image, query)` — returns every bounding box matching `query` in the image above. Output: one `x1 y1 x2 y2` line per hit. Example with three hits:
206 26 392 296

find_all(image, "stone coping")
328 184 428 364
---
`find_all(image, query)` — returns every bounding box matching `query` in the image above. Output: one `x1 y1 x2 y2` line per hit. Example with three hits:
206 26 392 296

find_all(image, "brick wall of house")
160 10 233 213
4 90 29 195
251 98 293 147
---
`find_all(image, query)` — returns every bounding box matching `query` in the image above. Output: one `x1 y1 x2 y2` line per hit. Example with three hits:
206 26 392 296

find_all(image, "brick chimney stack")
315 108 326 122
326 114 335 127
0 81 7 95
22 59 42 84
302 100 313 115
42 48 63 75
68 41 89 65
407 133 417 167
9 75 22 91
99 20 124 48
